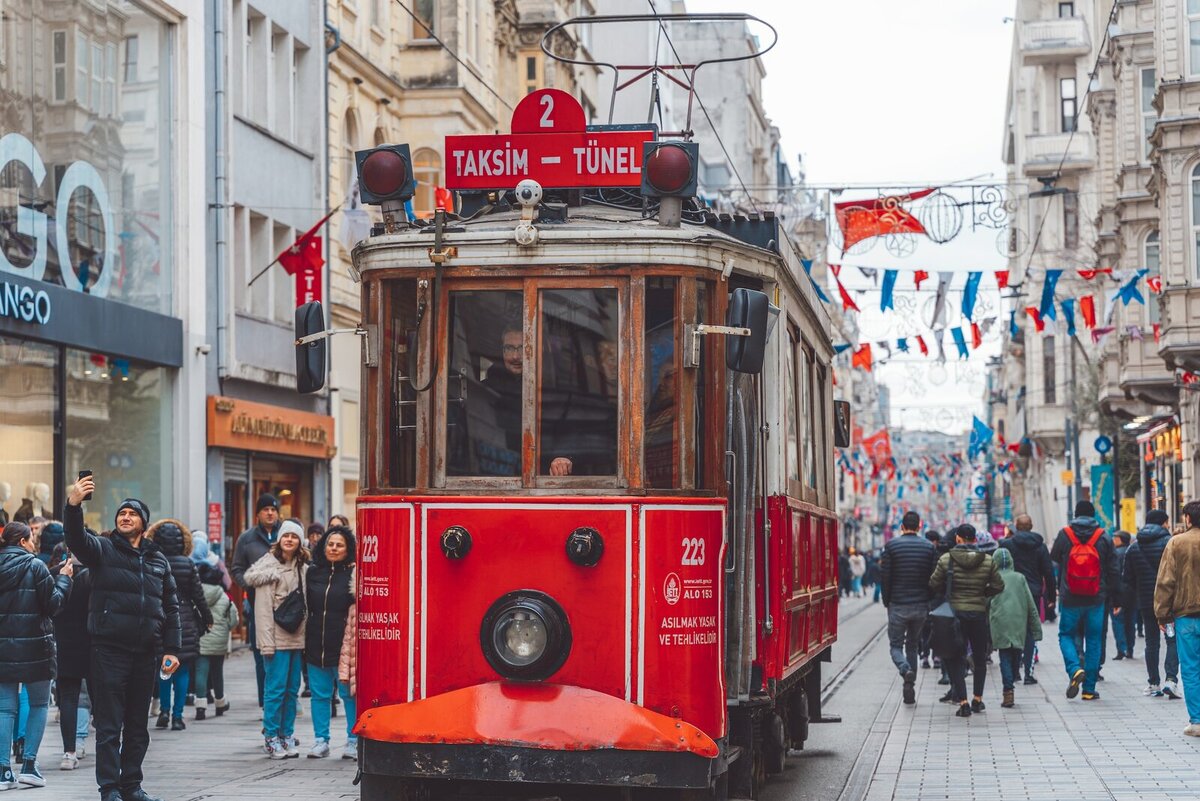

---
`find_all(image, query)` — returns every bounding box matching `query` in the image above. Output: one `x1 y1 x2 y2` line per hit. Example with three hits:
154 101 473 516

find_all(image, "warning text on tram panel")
444 88 656 190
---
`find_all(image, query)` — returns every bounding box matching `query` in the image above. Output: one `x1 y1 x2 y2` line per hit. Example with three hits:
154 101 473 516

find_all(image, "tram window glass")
539 288 619 476
445 290 525 477
799 342 816 489
694 280 710 489
388 280 418 487
784 330 800 483
645 278 678 488
816 364 830 497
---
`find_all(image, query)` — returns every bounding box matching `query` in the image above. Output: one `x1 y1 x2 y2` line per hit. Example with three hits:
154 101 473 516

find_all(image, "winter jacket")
0 545 71 682
1123 524 1171 611
338 602 357 697
199 581 239 657
848 554 866 577
231 521 281 592
63 504 182 654
243 552 307 656
1154 528 1200 624
998 529 1057 608
51 558 91 680
928 545 1004 614
880 533 937 607
305 529 357 667
987 549 1042 650
1050 516 1120 607
147 520 213 663
191 537 232 591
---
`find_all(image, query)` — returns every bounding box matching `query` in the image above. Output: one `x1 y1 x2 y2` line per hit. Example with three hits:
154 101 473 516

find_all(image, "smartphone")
78 470 93 501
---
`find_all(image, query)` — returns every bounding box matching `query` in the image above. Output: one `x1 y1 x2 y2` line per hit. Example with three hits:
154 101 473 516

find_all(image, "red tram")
296 84 841 800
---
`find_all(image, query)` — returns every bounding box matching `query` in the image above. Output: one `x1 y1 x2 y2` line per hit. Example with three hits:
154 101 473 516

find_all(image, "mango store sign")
0 280 51 325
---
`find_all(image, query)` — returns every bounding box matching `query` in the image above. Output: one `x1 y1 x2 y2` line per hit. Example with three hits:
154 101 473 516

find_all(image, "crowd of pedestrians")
0 473 360 799
876 501 1200 736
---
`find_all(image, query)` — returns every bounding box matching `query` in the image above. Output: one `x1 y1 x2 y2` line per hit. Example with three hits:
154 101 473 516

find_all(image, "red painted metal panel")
356 503 415 712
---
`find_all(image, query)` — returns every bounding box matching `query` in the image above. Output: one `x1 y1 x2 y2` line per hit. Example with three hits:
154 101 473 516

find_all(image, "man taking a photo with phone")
65 474 180 801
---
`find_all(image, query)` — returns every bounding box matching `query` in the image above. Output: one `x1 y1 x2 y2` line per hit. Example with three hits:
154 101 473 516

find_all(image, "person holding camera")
65 475 180 801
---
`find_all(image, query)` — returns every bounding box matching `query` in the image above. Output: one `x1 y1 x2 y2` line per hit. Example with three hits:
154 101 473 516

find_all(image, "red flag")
1024 306 1044 333
278 234 325 277
913 270 929 290
834 188 935 252
837 276 860 312
830 263 841 277
1147 275 1163 294
861 428 893 465
851 344 873 372
971 322 982 349
1079 295 1096 328
915 335 928 356
1090 325 1115 344
1154 323 1161 344
294 255 323 307
994 270 1009 289
1077 267 1113 280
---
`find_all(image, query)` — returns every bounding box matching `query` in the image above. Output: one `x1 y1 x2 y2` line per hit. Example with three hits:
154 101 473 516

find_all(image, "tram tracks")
821 605 888 706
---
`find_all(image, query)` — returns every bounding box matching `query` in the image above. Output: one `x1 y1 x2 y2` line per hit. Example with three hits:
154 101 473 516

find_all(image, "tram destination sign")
445 88 656 191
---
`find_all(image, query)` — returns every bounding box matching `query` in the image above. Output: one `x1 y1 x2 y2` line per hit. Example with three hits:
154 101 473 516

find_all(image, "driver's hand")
549 458 573 476
68 477 95 507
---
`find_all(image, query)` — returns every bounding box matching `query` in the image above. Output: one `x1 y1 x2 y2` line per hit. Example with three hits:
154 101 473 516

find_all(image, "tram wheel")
762 712 787 776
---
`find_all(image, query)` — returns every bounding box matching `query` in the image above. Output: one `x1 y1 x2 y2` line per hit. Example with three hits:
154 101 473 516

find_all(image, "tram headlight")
480 591 571 681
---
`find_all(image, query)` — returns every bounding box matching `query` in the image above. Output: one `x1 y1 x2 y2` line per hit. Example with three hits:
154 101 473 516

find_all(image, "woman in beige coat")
243 520 309 759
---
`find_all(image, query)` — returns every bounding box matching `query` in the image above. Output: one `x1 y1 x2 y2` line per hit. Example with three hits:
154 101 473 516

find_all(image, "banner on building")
1091 464 1115 532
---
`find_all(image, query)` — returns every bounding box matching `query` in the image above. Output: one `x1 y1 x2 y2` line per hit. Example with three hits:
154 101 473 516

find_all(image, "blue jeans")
307 665 357 744
263 651 302 740
1059 603 1104 693
0 681 50 766
1175 617 1200 724
158 661 192 718
851 576 863 595
1112 607 1131 655
998 647 1022 691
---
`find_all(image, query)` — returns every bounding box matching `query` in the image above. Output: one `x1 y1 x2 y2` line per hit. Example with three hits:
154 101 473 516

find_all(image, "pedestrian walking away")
988 548 1042 708
303 526 358 760
928 524 1004 718
0 521 73 790
1123 509 1179 698
145 520 213 732
192 539 238 720
64 475 181 801
848 549 866 597
244 520 310 759
49 543 92 771
231 494 282 709
1153 500 1200 736
998 513 1057 684
1050 501 1120 703
881 511 938 705
1110 531 1136 661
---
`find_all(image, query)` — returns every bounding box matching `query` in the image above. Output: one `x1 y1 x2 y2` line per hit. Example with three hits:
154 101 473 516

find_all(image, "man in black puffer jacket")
146 520 213 731
881 511 938 705
1124 509 1179 697
998 514 1057 684
64 475 181 801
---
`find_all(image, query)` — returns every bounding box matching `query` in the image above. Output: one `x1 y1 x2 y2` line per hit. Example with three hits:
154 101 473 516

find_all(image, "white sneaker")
77 741 85 760
149 699 160 717
0 766 17 791
17 763 45 788
1186 723 1200 737
307 738 330 759
282 738 300 759
59 753 78 771
266 737 287 760
1144 683 1161 696
1164 680 1182 699
342 740 357 760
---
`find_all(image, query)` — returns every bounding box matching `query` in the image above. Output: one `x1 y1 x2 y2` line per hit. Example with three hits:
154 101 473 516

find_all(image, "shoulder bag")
929 560 965 659
272 565 307 634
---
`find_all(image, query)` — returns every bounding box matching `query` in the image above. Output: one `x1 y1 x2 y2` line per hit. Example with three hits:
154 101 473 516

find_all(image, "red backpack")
1063 526 1104 596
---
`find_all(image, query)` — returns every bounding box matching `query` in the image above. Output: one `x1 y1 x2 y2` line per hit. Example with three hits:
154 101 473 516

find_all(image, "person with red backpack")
1050 501 1121 701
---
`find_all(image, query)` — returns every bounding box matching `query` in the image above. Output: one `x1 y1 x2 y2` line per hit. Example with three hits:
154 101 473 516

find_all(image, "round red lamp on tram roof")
361 149 409 197
640 141 698 198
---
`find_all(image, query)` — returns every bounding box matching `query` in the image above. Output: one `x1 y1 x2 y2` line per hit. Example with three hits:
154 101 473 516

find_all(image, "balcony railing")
1023 131 1093 175
1019 17 1091 65
1028 403 1067 443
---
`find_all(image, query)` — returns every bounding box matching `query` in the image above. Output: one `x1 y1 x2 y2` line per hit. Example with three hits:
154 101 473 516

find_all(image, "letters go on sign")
445 89 656 190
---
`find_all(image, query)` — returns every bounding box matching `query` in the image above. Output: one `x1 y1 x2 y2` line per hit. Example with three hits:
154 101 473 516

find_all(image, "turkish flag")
1024 306 1044 332
994 270 1009 289
1078 268 1113 280
861 428 893 465
278 233 325 277
1079 295 1096 328
1147 275 1163 294
913 269 929 290
834 188 935 252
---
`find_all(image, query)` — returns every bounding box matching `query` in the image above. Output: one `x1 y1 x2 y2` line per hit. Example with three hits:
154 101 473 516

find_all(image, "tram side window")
539 289 619 476
446 290 525 477
389 280 418 488
645 278 677 488
801 343 817 489
785 330 800 484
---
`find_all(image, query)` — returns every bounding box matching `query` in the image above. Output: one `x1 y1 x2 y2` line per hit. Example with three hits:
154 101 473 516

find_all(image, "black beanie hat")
1147 509 1169 526
115 498 150 529
256 493 279 514
1074 501 1097 518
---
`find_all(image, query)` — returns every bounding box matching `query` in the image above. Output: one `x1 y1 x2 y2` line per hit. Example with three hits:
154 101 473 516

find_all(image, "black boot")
171 716 186 731
155 712 169 729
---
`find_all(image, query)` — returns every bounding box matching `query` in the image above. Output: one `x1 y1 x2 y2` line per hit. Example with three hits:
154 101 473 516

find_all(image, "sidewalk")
29 649 358 801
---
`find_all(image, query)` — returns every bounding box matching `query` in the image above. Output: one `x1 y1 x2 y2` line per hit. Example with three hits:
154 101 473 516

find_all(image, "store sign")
0 280 51 325
445 89 656 190
207 502 223 543
207 395 335 460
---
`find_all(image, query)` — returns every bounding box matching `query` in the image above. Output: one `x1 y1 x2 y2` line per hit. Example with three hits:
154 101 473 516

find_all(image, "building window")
1043 336 1057 405
343 109 360 199
412 148 442 217
413 0 435 38
1141 68 1156 158
76 31 88 108
52 31 67 102
1146 231 1161 326
523 52 540 94
104 43 116 116
1190 0 1200 77
1058 2 1074 17
91 43 102 111
1192 164 1200 281
1060 77 1077 133
123 35 138 82
1063 191 1078 249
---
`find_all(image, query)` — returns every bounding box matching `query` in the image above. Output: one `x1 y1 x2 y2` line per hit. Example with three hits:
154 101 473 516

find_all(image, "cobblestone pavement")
29 649 358 800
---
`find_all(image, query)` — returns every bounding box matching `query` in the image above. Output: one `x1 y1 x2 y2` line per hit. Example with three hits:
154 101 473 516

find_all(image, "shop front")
206 395 335 558
0 0 185 529
1140 419 1184 520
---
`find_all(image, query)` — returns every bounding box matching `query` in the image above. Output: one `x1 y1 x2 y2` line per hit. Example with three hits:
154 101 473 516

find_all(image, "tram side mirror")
725 288 770 374
295 301 327 394
833 400 852 448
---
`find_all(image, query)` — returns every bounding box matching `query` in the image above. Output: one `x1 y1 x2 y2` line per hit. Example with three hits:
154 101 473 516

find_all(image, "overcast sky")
684 0 1017 433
